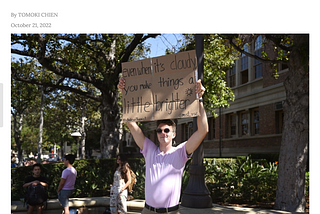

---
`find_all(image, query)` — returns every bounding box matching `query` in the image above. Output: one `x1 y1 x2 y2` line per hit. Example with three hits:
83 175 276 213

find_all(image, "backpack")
25 184 48 206
128 170 137 193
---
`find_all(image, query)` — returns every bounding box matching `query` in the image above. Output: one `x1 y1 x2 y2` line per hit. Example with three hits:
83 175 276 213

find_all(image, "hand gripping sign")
121 50 199 122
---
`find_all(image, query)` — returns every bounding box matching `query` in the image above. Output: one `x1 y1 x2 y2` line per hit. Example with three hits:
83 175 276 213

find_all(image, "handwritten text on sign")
121 50 199 122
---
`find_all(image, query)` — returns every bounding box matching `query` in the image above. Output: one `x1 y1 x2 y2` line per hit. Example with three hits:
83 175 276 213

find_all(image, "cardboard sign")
121 50 199 122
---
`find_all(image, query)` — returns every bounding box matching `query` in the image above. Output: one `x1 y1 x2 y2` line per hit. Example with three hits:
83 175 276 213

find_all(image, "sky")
146 34 185 58
2 0 320 211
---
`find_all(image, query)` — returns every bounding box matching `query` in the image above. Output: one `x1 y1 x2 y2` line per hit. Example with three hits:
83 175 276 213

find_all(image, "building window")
254 49 263 78
208 117 215 140
276 110 284 134
229 65 236 87
181 123 187 142
254 35 263 79
125 133 134 147
240 111 249 136
241 69 248 84
279 62 289 71
254 35 263 49
278 40 290 72
229 114 236 137
241 56 248 71
182 122 193 141
252 109 259 135
240 43 249 84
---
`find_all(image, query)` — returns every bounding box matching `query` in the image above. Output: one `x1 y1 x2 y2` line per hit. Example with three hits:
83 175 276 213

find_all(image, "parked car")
48 153 58 161
34 153 49 160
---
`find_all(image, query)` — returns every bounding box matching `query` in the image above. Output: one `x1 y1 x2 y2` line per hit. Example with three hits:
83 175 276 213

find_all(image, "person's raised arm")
118 77 145 150
185 79 209 155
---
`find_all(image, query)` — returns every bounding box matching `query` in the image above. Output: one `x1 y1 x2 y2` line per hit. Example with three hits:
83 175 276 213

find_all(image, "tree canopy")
11 34 159 158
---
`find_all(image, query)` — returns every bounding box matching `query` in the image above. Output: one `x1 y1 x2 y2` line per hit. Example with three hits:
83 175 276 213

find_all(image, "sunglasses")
156 128 170 134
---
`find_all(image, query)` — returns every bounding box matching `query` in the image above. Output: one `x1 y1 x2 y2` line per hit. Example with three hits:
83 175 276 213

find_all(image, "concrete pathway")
127 199 308 214
11 197 309 214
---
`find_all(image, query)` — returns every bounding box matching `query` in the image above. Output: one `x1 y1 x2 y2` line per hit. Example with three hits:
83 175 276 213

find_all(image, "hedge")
11 157 309 205
11 158 145 201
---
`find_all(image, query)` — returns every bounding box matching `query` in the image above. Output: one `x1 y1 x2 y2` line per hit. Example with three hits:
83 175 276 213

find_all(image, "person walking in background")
11 153 17 168
23 163 48 214
118 77 208 214
57 154 77 214
110 154 132 214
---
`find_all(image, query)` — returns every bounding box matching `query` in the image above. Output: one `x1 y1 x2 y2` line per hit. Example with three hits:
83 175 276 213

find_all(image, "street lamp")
181 34 212 208
71 131 81 159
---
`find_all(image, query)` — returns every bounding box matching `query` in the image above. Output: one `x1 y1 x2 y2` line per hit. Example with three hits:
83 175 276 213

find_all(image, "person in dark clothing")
23 163 48 214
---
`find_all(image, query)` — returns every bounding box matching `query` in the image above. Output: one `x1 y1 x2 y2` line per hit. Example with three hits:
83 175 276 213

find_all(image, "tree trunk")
80 103 86 159
99 92 121 158
60 141 64 159
37 86 45 163
274 35 309 212
13 113 24 166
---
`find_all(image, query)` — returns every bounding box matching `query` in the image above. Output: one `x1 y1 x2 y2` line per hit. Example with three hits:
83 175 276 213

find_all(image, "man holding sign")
118 77 208 214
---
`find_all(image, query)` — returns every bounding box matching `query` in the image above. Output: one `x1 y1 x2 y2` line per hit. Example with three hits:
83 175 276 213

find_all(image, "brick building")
201 35 288 157
122 35 288 158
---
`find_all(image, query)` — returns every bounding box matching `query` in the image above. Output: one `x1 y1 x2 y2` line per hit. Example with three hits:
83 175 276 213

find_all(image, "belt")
145 203 179 213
